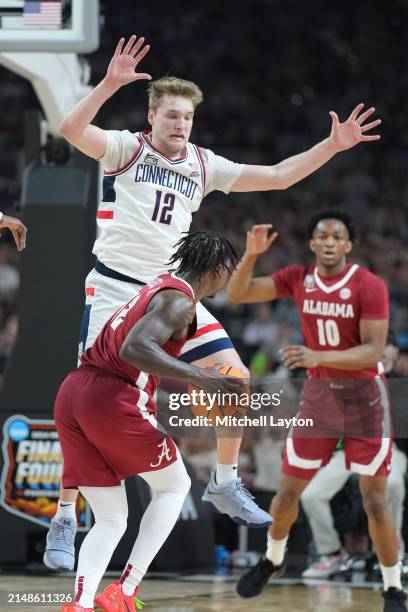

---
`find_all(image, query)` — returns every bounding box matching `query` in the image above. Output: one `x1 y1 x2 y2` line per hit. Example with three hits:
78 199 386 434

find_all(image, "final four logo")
0 415 90 529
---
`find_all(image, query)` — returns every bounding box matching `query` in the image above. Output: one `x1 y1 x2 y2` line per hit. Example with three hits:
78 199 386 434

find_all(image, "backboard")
0 0 99 52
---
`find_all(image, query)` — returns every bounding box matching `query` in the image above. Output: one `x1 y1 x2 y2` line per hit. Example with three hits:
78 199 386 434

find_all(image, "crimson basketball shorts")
54 367 177 488
282 375 393 480
78 265 233 364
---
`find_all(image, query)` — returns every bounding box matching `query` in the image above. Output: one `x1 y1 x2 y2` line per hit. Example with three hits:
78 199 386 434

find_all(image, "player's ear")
309 239 316 253
345 241 353 254
147 109 154 126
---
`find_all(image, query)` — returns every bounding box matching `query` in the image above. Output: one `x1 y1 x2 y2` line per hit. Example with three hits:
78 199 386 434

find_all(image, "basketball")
188 364 249 425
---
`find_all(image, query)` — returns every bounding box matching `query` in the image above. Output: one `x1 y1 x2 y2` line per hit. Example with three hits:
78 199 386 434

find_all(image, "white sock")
380 562 402 591
215 463 238 485
54 500 76 521
266 534 288 566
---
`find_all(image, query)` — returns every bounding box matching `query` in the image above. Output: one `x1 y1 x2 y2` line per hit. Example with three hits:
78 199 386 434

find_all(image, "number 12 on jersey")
317 318 340 347
152 190 175 225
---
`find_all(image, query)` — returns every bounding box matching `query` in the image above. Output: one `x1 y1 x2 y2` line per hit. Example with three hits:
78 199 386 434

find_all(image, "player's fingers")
360 119 381 133
115 37 125 56
347 103 364 122
130 36 145 58
123 34 137 55
356 106 375 125
329 111 339 126
134 44 150 66
267 232 278 246
11 229 21 251
133 73 152 81
19 225 27 249
361 134 381 141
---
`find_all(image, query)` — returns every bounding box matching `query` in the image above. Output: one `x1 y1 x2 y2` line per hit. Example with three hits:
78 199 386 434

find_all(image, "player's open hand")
328 104 381 153
105 35 151 90
281 345 320 370
245 224 278 257
0 215 27 251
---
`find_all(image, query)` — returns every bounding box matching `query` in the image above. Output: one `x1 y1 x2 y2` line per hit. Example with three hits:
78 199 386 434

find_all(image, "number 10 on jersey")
317 319 340 347
152 190 175 225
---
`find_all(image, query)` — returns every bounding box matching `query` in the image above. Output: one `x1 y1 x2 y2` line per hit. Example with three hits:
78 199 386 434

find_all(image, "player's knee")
97 512 128 539
173 470 191 497
300 488 318 509
362 491 388 522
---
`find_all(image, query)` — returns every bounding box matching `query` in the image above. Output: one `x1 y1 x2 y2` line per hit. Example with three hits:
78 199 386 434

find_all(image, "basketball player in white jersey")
44 35 381 571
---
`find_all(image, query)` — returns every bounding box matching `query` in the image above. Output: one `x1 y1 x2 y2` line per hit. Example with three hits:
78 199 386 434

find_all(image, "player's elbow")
119 340 140 366
59 118 80 143
368 341 385 365
59 119 71 139
270 166 291 190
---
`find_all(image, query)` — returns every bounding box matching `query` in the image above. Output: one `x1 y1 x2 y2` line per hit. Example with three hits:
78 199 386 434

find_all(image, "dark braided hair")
306 209 356 242
168 231 239 281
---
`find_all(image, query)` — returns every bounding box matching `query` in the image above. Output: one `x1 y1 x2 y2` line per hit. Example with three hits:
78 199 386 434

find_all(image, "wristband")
0 212 3 223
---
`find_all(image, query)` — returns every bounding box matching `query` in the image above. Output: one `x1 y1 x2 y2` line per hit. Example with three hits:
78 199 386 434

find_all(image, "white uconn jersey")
93 129 243 282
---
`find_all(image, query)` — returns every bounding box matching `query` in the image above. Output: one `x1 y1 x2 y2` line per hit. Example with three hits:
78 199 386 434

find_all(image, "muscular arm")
59 81 113 159
59 35 151 159
119 291 202 384
231 139 335 191
282 319 388 371
228 254 278 303
230 104 381 192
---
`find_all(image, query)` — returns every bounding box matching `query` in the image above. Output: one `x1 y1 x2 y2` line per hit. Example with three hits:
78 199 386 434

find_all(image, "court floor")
0 574 390 612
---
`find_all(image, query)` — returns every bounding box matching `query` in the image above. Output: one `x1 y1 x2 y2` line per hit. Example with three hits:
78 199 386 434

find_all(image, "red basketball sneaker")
62 605 93 611
94 581 144 611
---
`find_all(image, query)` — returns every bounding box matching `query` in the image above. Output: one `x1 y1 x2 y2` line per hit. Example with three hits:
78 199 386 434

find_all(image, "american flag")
23 0 62 27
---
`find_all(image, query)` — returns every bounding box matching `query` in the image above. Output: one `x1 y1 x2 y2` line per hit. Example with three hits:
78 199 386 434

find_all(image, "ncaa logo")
304 275 315 289
339 288 351 300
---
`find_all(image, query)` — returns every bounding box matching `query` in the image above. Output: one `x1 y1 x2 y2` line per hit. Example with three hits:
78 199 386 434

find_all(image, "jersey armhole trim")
194 145 207 193
104 136 144 176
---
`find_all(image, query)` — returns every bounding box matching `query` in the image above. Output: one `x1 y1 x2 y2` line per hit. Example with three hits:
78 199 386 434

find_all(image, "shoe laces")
51 521 75 545
234 480 254 501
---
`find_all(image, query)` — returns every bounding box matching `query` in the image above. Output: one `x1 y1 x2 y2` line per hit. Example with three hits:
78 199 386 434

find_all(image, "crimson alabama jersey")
272 262 389 379
80 273 197 397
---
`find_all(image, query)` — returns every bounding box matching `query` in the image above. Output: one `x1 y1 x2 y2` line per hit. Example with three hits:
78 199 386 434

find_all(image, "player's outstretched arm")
230 104 381 192
228 224 278 303
119 291 247 396
0 213 27 251
59 35 151 160
281 319 388 371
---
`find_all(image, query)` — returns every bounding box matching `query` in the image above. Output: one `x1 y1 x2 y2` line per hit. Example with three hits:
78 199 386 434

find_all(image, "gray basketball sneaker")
202 471 272 528
43 517 76 571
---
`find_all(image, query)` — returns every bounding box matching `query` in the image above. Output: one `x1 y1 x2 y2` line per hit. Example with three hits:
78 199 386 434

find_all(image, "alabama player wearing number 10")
229 210 407 612
44 32 382 572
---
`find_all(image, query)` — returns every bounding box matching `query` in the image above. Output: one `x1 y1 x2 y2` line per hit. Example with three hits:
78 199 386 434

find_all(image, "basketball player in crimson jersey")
47 33 382 570
58 231 248 612
229 211 407 611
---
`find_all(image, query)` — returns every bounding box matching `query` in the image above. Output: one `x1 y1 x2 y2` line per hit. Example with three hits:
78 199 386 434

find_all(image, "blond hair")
147 76 204 112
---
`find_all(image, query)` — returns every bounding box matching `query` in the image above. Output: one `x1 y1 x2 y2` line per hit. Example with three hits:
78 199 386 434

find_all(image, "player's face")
148 95 194 157
203 266 231 298
309 219 352 268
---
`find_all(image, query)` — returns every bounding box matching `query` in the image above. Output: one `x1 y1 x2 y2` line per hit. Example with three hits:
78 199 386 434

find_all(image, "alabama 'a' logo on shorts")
150 438 173 468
